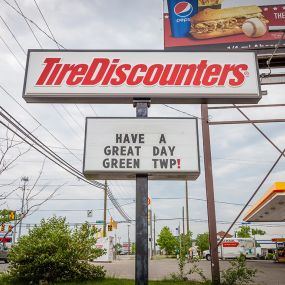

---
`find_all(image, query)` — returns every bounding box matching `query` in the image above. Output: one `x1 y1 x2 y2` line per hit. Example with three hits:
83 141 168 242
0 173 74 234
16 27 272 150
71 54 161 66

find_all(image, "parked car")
0 244 9 263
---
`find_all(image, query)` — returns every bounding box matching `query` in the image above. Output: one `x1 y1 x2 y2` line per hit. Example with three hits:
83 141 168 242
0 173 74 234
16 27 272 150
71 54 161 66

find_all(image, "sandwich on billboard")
23 50 261 104
164 0 285 50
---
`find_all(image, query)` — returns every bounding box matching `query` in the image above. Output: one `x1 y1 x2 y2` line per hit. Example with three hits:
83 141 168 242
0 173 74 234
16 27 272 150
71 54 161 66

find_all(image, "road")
94 258 285 285
0 259 284 284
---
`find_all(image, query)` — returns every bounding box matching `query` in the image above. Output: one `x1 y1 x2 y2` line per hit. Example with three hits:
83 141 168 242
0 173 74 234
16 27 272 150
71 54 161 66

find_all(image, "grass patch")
59 279 207 285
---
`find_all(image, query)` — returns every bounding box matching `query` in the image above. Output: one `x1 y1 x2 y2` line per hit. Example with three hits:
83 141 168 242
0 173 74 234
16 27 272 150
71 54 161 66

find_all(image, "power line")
3 0 65 49
0 85 82 162
163 104 201 119
13 0 43 48
51 105 83 141
3 195 251 207
61 105 84 132
33 0 60 49
0 15 26 55
0 106 102 188
0 34 25 69
27 201 136 212
0 107 131 221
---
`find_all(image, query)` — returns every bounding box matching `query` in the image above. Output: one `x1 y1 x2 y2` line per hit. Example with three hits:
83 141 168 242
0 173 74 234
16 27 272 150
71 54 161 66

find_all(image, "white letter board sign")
83 118 200 180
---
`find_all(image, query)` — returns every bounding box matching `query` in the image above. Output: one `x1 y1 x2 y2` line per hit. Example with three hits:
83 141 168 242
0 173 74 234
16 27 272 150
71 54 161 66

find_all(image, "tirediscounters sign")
23 50 261 104
83 118 200 180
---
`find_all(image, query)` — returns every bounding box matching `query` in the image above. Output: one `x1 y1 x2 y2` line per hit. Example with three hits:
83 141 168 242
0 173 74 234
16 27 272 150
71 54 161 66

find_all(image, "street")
94 259 285 285
0 258 285 284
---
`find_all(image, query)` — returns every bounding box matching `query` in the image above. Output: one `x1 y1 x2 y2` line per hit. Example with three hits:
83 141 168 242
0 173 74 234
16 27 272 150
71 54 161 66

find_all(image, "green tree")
196 232 209 254
157 226 178 255
180 232 193 256
114 243 122 255
251 228 266 236
7 217 105 283
131 242 136 255
237 226 251 238
237 226 266 238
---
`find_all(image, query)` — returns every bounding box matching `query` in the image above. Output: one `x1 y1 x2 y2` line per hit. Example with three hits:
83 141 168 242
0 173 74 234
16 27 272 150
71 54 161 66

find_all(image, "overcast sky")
0 0 285 244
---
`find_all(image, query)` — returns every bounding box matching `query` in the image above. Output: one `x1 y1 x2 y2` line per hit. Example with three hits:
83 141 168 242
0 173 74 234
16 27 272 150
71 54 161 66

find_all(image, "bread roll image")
242 18 267 38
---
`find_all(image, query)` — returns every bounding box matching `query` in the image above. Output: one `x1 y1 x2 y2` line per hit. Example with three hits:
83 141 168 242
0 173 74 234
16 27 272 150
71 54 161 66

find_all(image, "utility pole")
182 206 185 235
103 180 107 238
185 180 190 235
153 213 156 256
149 209 153 259
201 104 220 284
18 176 28 239
128 224 131 255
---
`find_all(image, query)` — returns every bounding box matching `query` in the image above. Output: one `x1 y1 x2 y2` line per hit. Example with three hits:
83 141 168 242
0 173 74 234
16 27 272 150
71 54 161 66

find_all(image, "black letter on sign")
159 134 166 144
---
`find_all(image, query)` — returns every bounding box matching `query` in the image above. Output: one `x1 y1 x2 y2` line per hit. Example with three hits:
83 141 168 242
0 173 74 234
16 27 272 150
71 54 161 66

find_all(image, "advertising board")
164 0 285 51
83 118 200 180
23 50 261 104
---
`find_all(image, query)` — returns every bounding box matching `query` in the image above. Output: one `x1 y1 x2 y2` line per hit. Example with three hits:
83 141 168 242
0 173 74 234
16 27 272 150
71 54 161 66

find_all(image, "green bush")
266 253 274 260
221 255 257 285
7 217 105 283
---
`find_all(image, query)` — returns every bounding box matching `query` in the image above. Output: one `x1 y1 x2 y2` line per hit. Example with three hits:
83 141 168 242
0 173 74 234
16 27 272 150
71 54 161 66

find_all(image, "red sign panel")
222 242 239 247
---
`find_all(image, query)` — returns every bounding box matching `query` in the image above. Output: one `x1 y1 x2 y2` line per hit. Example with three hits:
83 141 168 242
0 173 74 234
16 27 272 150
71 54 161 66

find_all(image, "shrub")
7 217 105 283
221 254 257 285
266 253 274 260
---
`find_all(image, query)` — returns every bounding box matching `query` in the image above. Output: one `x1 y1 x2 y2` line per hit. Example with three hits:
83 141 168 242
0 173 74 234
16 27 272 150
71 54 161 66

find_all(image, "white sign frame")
83 117 200 180
23 50 262 104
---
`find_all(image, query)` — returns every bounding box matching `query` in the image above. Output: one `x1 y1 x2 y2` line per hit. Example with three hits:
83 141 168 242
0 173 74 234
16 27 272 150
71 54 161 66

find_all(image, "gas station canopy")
243 182 285 222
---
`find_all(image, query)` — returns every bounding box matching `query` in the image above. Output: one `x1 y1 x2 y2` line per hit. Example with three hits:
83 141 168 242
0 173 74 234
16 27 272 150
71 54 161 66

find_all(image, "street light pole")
18 176 28 239
103 180 107 237
128 224 131 255
185 180 190 235
153 213 156 256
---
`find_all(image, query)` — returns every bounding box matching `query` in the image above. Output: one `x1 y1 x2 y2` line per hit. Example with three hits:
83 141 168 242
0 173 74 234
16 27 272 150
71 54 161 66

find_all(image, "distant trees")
195 232 209 254
236 226 266 238
237 226 251 238
0 128 64 243
157 226 178 255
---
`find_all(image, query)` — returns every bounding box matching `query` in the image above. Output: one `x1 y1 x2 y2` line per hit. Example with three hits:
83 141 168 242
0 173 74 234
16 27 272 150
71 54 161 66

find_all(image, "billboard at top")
164 0 285 51
23 50 261 104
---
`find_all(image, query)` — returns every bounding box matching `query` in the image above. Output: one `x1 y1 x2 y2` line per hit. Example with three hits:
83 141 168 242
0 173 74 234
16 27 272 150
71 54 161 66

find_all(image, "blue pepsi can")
167 0 198 38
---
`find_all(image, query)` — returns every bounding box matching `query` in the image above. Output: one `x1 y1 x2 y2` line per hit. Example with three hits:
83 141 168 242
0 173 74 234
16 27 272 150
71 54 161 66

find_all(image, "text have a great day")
102 133 179 170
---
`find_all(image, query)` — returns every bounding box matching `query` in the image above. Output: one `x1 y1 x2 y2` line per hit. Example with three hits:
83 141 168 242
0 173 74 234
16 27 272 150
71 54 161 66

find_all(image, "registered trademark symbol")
244 71 250 77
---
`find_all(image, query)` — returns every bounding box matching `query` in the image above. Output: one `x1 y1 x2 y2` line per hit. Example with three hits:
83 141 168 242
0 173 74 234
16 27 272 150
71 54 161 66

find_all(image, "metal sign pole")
134 99 150 285
201 104 220 285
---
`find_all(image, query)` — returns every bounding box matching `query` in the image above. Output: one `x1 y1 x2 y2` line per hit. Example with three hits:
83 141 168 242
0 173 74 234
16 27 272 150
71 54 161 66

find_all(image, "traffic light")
0 224 5 231
108 224 113 232
110 217 118 229
112 220 118 229
9 211 15 221
8 225 13 232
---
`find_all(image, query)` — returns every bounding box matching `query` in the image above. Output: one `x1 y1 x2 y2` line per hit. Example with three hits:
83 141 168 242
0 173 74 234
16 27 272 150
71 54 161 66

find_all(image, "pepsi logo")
174 2 193 18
